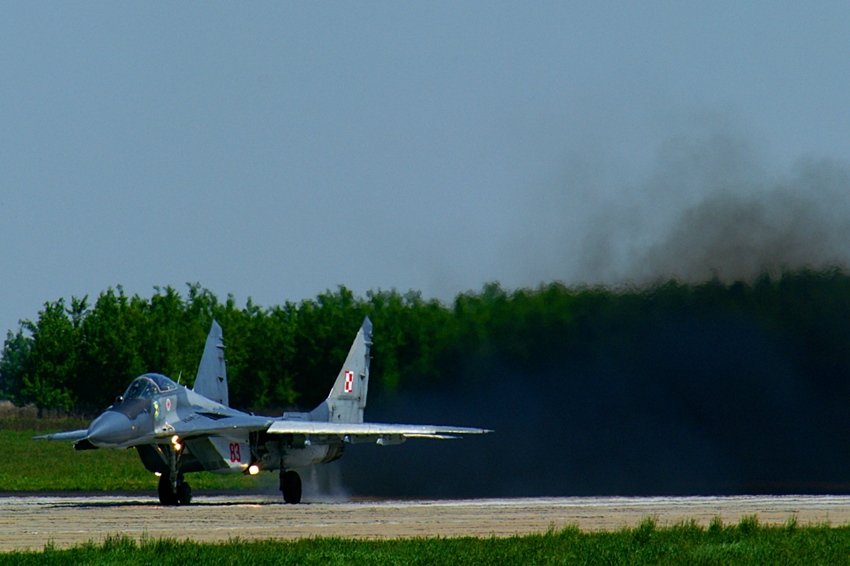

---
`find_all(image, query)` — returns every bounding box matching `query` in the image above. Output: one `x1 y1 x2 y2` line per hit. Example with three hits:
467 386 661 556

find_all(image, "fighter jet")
35 317 491 505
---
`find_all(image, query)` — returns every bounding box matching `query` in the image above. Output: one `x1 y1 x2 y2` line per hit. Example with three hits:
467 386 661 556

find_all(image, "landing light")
248 464 260 475
154 471 162 477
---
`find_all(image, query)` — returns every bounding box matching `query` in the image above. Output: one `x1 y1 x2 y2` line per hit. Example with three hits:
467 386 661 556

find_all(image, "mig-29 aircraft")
36 317 490 505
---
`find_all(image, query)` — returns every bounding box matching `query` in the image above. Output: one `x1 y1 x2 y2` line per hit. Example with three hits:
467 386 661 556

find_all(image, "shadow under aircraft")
36 317 491 505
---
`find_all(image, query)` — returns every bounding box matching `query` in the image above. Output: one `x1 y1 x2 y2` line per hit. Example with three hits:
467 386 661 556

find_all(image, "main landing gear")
280 470 302 504
158 473 192 506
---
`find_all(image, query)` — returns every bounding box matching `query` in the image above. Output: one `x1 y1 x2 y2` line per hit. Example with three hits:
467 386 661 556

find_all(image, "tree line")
3 269 850 424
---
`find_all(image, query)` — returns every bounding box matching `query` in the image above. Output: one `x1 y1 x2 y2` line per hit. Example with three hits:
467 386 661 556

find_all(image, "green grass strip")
0 428 269 492
2 517 849 566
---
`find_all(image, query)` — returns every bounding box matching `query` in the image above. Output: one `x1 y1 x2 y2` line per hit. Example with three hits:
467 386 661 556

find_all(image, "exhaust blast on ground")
339 133 850 499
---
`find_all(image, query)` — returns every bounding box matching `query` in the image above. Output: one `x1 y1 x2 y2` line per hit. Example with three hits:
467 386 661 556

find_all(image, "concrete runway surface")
3 494 850 552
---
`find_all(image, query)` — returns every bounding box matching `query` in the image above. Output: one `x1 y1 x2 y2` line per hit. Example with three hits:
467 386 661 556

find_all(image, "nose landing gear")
158 473 192 505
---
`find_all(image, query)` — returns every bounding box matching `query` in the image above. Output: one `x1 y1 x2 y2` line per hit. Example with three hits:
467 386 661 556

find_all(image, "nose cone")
87 411 134 448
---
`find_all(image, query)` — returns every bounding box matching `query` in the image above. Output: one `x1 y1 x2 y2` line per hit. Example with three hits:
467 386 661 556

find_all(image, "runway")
3 494 850 552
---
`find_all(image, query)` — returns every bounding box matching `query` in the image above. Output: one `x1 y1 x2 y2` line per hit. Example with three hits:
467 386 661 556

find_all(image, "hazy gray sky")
2 3 849 334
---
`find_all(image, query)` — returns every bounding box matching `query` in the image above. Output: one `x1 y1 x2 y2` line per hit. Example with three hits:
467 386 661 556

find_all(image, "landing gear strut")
158 443 191 505
280 470 302 504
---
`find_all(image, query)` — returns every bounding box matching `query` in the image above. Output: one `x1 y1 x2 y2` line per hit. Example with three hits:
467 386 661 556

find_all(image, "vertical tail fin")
311 317 372 423
193 320 229 406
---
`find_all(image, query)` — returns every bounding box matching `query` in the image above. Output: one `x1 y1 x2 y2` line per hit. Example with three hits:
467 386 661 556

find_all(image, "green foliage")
4 268 850 420
4 521 850 565
0 330 31 401
8 300 78 414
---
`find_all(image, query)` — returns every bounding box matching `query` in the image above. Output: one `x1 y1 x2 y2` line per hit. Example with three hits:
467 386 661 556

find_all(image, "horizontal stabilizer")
267 420 491 438
33 429 89 442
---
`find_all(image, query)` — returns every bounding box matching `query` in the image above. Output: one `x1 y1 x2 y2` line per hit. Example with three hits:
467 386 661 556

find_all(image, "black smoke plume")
634 157 850 283
340 279 850 497
338 135 850 498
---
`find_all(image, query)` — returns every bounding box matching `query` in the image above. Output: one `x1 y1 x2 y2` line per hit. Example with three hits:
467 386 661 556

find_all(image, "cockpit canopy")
122 373 178 401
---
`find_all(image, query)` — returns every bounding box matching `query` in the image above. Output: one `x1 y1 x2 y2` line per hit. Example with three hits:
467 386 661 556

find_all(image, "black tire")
158 474 178 506
282 470 302 504
176 481 192 505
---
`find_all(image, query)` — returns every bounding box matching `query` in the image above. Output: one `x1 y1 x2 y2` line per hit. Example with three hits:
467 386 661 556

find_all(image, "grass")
0 425 271 492
2 518 849 565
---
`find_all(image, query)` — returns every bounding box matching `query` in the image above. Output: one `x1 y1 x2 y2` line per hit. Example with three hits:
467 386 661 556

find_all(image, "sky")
2 3 850 336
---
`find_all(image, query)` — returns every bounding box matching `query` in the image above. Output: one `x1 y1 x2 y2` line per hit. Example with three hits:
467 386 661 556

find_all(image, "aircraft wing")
33 429 89 442
152 413 275 440
267 420 492 440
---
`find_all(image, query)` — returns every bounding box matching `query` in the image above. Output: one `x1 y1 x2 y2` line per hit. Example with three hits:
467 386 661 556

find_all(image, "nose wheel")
158 473 192 506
